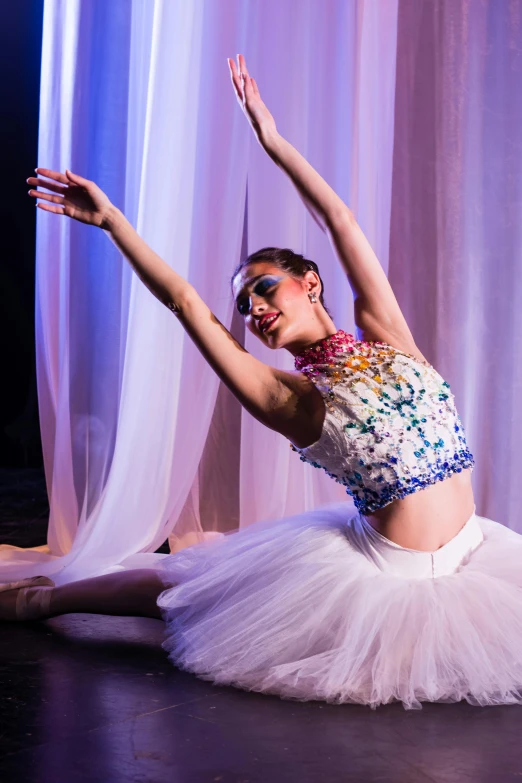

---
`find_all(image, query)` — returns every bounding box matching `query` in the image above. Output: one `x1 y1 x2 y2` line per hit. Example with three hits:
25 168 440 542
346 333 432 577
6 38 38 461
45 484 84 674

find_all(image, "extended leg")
50 568 167 619
0 569 168 621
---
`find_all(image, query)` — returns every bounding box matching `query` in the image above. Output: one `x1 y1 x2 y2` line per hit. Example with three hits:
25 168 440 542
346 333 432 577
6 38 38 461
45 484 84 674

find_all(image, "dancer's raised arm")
229 54 420 357
27 168 307 434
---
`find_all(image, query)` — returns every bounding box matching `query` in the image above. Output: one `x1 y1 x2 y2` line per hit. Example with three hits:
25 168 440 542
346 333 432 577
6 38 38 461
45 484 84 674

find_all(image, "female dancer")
3 54 522 710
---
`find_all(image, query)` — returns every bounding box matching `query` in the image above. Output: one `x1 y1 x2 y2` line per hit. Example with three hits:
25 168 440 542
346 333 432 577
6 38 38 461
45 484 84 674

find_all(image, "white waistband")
348 507 484 578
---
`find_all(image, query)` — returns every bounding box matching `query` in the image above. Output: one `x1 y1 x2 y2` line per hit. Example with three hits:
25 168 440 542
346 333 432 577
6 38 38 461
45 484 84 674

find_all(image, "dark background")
1 0 45 468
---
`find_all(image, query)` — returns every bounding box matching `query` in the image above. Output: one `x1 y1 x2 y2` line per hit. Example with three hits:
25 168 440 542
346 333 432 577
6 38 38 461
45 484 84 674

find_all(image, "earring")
308 292 318 303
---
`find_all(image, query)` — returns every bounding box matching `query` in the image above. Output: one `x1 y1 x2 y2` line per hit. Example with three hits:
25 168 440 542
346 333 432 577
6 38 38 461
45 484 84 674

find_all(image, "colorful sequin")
291 330 474 514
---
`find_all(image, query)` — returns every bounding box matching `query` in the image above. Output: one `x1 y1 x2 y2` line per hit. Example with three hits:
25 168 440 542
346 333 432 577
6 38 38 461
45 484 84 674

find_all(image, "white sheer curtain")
0 0 398 583
389 0 522 531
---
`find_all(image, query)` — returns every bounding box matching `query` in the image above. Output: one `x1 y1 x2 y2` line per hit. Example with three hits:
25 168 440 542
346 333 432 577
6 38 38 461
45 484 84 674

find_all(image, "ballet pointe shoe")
0 576 55 621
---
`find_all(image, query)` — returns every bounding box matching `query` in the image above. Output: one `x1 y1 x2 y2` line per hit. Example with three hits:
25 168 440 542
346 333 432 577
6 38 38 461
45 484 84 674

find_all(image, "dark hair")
230 247 332 317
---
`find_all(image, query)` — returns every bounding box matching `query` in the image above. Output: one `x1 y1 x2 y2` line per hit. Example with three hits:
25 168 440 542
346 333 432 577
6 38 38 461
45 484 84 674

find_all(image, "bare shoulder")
353 297 431 367
376 335 430 367
355 318 430 367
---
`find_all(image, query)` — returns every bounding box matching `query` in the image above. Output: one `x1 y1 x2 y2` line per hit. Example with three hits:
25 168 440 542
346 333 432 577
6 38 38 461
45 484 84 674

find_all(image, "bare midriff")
362 468 475 551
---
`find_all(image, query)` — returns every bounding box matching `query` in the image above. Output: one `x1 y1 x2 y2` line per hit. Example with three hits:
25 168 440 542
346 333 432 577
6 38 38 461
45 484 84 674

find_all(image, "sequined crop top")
291 330 474 515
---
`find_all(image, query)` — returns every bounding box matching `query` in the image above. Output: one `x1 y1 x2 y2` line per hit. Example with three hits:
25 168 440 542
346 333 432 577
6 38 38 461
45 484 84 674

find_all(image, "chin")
252 322 285 348
257 334 279 349
265 332 289 351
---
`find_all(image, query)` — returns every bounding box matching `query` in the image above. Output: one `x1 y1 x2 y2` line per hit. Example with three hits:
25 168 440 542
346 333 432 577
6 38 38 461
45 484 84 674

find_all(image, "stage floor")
1 468 521 783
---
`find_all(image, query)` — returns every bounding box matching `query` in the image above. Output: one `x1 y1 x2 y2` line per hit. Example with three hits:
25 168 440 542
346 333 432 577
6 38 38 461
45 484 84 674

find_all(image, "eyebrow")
234 274 271 303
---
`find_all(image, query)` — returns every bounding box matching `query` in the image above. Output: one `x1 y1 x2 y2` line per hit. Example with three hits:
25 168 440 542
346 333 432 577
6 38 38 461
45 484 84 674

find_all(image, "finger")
238 53 250 77
36 202 65 216
227 58 243 99
228 57 242 87
251 77 260 97
34 167 69 185
65 169 92 187
29 189 64 205
228 57 239 78
237 54 255 96
236 53 248 87
242 71 254 97
26 177 67 196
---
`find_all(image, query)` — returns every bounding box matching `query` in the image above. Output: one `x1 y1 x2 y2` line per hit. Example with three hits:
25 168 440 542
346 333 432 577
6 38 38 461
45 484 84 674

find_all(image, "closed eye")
236 278 278 315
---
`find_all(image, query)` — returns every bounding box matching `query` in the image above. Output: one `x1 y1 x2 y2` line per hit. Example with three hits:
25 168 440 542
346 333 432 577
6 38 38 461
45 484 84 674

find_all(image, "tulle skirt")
156 502 522 710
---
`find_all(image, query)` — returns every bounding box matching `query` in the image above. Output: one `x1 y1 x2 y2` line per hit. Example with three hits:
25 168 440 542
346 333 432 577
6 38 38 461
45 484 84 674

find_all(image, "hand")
227 54 277 143
27 168 114 229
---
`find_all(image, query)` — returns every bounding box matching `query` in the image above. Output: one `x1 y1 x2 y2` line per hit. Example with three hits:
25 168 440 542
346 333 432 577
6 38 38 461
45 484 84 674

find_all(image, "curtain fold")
389 0 522 531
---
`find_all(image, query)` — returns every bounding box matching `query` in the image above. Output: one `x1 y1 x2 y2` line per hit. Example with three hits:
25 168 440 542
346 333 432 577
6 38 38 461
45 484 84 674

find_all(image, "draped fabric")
1 0 518 584
389 0 522 530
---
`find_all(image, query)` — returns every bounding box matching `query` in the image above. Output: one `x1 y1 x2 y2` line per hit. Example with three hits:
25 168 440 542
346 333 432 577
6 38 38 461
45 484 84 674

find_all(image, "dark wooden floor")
1 469 522 782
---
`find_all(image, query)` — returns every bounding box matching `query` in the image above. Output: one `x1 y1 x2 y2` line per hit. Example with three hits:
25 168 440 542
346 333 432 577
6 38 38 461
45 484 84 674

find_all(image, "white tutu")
156 502 522 710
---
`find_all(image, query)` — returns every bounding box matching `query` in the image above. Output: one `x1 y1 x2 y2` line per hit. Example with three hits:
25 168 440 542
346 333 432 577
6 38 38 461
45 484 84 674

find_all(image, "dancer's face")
232 262 322 350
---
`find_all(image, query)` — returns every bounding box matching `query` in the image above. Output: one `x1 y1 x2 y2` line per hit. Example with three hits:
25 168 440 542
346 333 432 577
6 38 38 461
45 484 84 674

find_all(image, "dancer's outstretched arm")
27 168 305 433
229 55 421 357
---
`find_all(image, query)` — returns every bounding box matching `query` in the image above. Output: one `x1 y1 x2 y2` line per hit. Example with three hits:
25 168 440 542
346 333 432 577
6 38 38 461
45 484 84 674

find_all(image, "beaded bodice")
291 330 474 514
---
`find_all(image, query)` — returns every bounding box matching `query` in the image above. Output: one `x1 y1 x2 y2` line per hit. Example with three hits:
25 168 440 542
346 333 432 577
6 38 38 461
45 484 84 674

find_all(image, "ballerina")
3 54 522 710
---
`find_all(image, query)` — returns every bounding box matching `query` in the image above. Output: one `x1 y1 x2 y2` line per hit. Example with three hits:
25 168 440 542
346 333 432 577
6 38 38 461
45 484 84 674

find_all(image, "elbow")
164 284 197 316
325 206 357 234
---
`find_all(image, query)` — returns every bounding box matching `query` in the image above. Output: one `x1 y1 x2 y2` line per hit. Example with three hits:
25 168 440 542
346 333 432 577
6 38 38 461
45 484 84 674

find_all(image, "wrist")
102 204 124 233
258 122 280 152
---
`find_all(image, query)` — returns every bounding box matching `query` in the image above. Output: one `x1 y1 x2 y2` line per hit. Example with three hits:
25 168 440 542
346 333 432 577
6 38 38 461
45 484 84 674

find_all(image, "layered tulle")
156 502 522 710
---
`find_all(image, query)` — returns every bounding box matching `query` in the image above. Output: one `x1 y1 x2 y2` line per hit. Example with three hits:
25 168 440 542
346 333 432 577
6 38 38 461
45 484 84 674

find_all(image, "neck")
285 315 339 359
